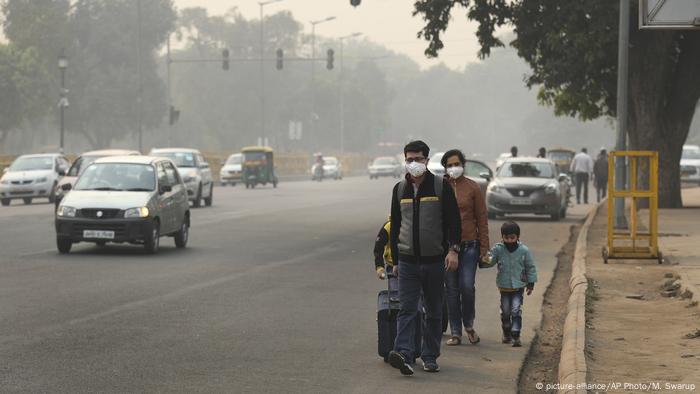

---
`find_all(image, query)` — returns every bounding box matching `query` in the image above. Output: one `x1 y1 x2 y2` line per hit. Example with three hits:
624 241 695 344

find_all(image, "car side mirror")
479 172 492 181
159 184 172 194
201 162 209 169
61 183 72 191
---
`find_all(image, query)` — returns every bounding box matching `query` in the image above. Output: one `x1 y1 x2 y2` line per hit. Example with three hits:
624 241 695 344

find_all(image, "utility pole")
309 16 336 150
338 32 361 154
136 0 144 152
166 33 172 146
58 51 69 153
259 0 285 147
614 0 629 228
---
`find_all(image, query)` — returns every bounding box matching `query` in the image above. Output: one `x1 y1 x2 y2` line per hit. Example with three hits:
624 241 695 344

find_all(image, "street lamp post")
259 0 284 147
614 0 629 228
338 32 362 154
309 16 336 151
58 52 68 153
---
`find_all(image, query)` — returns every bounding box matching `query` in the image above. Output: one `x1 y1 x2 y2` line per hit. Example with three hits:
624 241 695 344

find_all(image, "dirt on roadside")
518 225 579 393
586 211 700 391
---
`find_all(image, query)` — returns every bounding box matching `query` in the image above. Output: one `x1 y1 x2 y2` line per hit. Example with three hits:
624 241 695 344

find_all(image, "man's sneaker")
422 361 440 373
502 336 512 344
512 331 522 347
388 351 414 376
502 327 512 344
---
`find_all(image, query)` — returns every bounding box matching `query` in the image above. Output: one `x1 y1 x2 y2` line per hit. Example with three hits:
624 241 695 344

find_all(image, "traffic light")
222 49 230 70
276 49 284 70
169 105 180 125
326 49 334 70
350 0 361 6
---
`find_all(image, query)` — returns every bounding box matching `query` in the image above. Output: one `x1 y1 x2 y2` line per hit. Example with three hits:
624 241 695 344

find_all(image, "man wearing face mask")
387 140 461 375
440 149 490 347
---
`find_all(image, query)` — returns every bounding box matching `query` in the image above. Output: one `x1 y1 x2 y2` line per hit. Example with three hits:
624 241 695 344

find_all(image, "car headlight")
57 206 77 217
545 183 558 194
36 177 48 184
124 207 150 218
488 184 503 193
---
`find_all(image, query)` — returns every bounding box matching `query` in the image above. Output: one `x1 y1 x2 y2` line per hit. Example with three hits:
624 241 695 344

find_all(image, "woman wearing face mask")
441 149 490 346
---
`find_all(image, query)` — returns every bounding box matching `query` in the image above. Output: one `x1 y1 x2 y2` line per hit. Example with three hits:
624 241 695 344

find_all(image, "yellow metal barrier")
603 151 662 264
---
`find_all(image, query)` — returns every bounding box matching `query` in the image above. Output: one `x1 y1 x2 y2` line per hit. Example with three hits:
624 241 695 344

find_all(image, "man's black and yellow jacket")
390 171 461 265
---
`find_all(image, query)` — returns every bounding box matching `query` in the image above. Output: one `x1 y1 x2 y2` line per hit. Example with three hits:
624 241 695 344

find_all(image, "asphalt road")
0 176 593 393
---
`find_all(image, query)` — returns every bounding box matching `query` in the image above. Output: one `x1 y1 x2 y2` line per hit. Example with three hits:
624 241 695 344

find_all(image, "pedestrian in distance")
387 140 461 375
570 147 594 204
481 221 537 347
510 146 519 158
593 148 609 203
441 149 490 347
537 147 546 158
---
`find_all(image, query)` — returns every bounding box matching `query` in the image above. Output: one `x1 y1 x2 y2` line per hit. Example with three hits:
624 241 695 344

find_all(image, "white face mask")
446 166 464 179
405 161 427 177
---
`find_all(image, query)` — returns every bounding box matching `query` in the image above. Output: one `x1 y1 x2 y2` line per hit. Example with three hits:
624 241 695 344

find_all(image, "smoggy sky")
173 0 488 70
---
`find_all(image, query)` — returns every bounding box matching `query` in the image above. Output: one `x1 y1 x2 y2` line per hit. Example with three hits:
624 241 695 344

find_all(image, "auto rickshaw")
547 148 576 175
241 146 278 189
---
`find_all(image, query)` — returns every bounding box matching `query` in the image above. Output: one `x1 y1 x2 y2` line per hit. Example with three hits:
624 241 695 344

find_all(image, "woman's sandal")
465 329 481 344
446 336 461 346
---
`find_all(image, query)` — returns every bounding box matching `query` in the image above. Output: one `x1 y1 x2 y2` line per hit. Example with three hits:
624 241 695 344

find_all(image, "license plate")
510 198 532 206
83 230 115 239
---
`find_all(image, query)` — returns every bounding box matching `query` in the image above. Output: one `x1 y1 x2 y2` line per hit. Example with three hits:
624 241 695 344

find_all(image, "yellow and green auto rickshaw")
547 148 576 175
241 146 278 189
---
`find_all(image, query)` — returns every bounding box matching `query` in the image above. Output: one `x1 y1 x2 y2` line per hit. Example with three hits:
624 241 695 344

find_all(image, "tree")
413 0 700 207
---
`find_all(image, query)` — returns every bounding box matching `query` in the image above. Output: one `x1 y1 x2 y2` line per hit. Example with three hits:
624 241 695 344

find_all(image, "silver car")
149 148 213 207
0 153 70 206
219 153 242 186
368 156 402 179
486 157 570 221
55 156 190 254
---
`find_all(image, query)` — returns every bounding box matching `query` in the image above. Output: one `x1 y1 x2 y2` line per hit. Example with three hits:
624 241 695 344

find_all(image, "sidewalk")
584 187 700 391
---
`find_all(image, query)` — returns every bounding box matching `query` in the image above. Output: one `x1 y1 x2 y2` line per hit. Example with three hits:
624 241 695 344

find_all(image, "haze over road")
0 177 592 393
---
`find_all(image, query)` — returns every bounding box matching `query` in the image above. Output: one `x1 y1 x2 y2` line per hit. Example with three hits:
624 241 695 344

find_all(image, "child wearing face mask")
482 221 537 347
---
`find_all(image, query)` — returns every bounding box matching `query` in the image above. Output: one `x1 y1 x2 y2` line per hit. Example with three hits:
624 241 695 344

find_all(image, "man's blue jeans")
500 288 524 333
394 260 444 363
445 241 479 337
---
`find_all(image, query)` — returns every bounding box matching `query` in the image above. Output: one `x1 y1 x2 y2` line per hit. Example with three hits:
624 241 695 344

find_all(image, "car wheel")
48 182 57 203
232 182 236 187
1 199 9 206
550 210 561 221
57 237 72 254
23 198 32 205
245 183 250 189
193 185 202 208
174 216 189 248
144 220 160 254
204 184 213 207
487 211 496 220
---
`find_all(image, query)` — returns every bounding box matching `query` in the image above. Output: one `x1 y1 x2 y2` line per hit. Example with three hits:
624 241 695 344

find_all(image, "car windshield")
74 163 156 191
373 158 396 166
245 152 266 161
9 156 53 171
682 149 700 160
68 155 104 177
499 162 555 179
153 152 196 167
226 154 242 165
548 151 574 161
324 158 337 165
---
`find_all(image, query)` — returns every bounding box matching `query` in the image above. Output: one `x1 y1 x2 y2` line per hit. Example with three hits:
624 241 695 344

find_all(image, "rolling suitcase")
377 273 422 362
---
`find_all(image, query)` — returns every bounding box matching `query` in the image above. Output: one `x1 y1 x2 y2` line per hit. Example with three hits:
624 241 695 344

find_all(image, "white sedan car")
681 144 700 185
1 153 70 206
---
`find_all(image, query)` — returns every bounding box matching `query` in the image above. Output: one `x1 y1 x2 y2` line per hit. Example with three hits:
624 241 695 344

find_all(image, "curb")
557 202 603 394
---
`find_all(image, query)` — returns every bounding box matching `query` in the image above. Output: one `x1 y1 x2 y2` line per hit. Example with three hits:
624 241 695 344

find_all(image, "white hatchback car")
1 153 70 206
